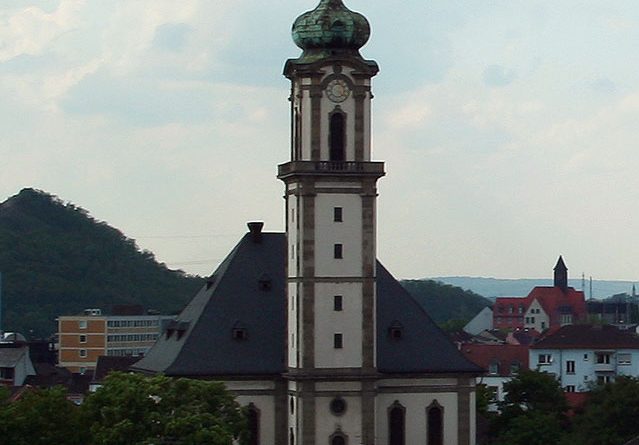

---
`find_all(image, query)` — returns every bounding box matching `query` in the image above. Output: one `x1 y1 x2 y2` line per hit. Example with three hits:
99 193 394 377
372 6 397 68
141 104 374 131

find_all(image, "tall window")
247 404 260 445
329 112 345 161
334 207 343 222
334 333 343 349
331 433 347 445
566 360 575 374
334 244 343 259
389 402 405 445
334 295 343 311
427 402 443 445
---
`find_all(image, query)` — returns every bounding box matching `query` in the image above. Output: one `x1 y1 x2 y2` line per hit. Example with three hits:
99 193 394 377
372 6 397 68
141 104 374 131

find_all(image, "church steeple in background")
554 255 568 291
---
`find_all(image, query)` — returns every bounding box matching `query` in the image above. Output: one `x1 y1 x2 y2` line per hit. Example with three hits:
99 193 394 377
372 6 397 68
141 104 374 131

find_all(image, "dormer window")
232 321 248 341
388 321 404 340
258 273 272 291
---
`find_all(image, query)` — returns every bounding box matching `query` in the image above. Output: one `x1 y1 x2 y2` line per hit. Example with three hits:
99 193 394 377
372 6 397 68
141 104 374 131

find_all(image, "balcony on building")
277 161 385 179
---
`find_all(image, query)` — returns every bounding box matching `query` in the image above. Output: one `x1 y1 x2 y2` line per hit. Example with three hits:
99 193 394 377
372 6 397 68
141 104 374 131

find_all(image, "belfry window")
329 111 345 161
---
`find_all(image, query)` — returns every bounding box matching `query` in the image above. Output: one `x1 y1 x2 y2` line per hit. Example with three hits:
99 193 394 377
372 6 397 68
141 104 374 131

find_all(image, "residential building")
493 257 586 332
461 344 529 407
464 307 494 335
0 334 36 387
530 324 639 392
57 307 173 373
134 1 482 444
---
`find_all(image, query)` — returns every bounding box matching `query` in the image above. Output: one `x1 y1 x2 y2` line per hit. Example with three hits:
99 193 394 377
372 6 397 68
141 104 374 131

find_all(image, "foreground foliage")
0 373 247 445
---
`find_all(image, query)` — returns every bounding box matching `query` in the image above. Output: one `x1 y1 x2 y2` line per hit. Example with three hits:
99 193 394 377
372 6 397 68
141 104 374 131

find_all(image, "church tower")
278 1 384 443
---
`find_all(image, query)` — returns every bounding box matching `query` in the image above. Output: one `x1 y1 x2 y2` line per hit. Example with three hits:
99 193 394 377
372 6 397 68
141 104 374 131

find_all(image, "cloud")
153 23 192 52
482 64 517 87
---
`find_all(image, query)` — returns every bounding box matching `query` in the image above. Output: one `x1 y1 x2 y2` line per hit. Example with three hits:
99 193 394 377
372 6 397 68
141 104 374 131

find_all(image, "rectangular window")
334 243 343 259
597 353 611 364
334 333 343 349
79 335 87 343
334 295 343 311
566 360 575 374
333 207 343 222
79 349 87 358
538 354 552 365
565 385 576 393
619 353 632 365
79 320 87 329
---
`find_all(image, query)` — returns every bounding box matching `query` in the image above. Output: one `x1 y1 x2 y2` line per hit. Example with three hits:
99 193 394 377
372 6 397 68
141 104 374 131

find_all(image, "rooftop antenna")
589 276 593 300
581 273 585 293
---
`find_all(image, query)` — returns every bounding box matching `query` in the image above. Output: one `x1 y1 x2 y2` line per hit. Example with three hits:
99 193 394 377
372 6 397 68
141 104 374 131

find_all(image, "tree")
568 377 639 445
488 370 569 445
82 373 247 445
0 386 86 445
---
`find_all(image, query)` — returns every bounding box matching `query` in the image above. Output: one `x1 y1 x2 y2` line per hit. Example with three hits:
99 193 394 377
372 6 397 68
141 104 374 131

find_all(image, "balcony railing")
278 161 385 177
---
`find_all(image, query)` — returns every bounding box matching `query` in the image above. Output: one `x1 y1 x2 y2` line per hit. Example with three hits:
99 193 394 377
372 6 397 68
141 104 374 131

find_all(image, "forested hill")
0 188 204 338
401 279 492 326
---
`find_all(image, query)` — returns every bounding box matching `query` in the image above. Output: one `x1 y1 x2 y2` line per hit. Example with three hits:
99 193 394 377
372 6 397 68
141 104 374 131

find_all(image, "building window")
389 402 405 445
330 397 347 416
538 354 552 365
389 321 404 340
334 244 343 259
427 401 444 445
0 367 15 380
79 320 87 329
334 207 343 222
510 361 520 375
334 333 343 349
597 375 613 385
329 111 346 161
79 335 87 343
247 403 260 445
565 385 576 393
541 321 546 330
79 367 87 375
566 360 575 374
334 295 343 311
597 353 611 364
330 433 347 445
619 353 632 365
584 353 589 361
488 361 499 375
561 314 573 325
79 349 87 358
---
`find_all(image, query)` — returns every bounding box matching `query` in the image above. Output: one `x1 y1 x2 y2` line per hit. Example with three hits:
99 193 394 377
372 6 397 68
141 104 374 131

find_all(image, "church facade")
133 1 481 444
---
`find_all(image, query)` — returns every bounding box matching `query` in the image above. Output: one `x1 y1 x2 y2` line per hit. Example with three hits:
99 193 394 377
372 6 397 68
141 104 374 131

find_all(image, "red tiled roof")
528 286 587 322
460 344 529 377
531 324 639 349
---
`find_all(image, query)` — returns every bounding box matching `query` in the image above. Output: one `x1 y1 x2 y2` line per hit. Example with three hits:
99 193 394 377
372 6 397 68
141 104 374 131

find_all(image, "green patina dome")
292 0 370 54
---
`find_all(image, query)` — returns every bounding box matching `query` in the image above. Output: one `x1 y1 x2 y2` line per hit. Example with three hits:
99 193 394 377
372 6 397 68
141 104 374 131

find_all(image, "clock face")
326 79 350 103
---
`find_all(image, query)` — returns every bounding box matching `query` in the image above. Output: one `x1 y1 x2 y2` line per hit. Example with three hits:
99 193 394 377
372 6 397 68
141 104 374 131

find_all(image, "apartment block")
57 308 174 373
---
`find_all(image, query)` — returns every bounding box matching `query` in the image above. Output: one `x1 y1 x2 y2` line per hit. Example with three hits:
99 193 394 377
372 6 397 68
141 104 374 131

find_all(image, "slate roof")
132 232 480 376
92 356 141 382
0 345 27 367
531 324 639 350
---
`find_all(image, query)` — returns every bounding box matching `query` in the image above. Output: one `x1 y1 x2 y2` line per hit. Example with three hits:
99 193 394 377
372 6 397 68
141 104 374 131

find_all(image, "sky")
1 0 639 281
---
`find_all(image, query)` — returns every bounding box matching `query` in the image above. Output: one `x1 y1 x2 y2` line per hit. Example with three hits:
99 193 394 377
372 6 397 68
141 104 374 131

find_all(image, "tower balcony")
278 161 385 179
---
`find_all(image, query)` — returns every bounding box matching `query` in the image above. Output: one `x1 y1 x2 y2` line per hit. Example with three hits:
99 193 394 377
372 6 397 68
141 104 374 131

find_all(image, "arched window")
427 401 443 445
389 401 405 445
247 403 260 445
330 431 347 445
329 111 345 161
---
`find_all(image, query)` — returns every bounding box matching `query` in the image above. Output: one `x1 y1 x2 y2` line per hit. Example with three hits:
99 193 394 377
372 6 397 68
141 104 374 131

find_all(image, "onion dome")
292 0 370 56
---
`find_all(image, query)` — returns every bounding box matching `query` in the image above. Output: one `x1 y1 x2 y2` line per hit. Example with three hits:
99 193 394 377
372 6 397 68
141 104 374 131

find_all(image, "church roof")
132 232 481 377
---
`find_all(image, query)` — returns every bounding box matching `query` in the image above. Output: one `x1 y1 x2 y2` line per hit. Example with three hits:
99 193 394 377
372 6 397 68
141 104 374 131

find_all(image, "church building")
133 1 482 444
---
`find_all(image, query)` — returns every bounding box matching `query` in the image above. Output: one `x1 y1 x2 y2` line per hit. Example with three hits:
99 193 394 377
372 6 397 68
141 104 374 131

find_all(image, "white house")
530 324 639 392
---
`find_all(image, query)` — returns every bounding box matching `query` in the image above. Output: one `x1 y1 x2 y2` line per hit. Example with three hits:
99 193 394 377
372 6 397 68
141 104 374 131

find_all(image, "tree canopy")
0 373 247 445
0 188 204 337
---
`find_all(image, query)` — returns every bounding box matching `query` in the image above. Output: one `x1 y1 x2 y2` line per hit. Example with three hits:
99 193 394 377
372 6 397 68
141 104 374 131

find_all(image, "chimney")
247 222 264 243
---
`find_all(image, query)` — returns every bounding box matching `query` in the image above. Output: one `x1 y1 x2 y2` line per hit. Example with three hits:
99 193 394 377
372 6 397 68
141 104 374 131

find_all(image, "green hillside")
0 188 204 338
401 279 492 327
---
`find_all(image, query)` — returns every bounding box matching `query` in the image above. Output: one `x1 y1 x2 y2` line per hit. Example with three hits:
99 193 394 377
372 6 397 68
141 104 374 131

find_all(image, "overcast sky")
2 0 639 281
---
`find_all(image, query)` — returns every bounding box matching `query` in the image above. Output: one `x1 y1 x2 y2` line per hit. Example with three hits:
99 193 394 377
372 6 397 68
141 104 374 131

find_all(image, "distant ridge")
0 188 204 337
430 276 637 300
